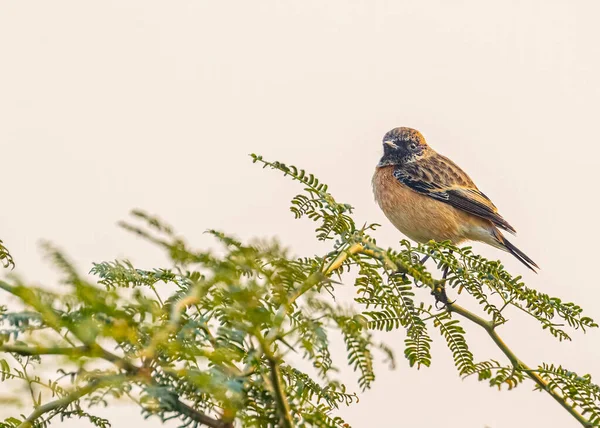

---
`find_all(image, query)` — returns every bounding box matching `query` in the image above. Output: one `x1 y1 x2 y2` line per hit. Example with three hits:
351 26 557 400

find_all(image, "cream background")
1 1 600 427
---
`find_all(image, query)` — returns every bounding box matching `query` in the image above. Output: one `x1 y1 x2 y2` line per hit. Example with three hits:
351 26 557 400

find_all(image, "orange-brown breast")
372 166 491 244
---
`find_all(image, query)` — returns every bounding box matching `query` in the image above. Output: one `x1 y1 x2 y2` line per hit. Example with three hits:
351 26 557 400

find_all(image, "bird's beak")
384 140 398 149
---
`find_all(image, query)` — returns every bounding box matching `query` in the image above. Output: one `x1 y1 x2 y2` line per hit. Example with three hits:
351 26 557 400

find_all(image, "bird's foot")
432 283 455 309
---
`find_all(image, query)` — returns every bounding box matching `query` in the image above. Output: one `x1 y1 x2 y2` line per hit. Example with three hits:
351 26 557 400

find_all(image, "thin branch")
255 330 294 428
266 355 294 428
2 341 230 428
17 374 127 428
92 346 232 428
13 356 38 408
0 370 67 396
263 243 351 345
448 303 592 427
171 399 233 428
334 243 595 428
0 345 89 357
0 344 142 375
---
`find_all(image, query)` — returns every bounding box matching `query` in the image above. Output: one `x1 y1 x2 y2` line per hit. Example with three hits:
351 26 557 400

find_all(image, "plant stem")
264 243 352 344
2 341 230 427
448 303 592 427
266 355 294 428
333 244 594 427
0 345 89 357
172 399 233 428
255 329 294 428
16 375 126 428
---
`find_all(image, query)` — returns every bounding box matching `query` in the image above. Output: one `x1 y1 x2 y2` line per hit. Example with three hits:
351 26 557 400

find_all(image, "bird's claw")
432 285 454 309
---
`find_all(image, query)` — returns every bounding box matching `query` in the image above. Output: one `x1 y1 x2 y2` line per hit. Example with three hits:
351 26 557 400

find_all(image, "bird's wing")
393 154 517 234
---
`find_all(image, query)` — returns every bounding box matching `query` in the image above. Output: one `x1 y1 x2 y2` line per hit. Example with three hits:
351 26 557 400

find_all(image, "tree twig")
318 241 594 427
0 345 90 357
266 354 294 428
1 340 233 427
448 303 593 427
171 399 233 428
16 374 127 428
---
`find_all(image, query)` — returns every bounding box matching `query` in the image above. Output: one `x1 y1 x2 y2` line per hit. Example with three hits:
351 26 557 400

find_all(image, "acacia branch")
252 243 358 427
0 278 254 428
17 374 127 428
256 330 294 428
171 399 233 428
266 355 294 428
0 345 89 357
448 303 593 427
324 242 593 428
263 242 353 345
93 348 236 428
0 340 231 427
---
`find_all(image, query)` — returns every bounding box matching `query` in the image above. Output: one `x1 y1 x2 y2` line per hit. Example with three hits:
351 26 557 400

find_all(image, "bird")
372 127 538 272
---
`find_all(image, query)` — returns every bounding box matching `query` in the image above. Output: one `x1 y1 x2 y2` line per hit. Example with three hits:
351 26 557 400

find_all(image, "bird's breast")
372 166 478 243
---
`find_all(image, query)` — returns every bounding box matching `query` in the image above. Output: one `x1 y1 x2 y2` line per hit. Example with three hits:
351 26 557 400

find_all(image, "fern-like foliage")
536 364 600 425
251 155 355 241
463 359 525 390
0 156 598 428
0 239 14 270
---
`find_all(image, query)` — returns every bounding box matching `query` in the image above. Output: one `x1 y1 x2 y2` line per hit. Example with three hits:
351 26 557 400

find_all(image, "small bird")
372 127 538 272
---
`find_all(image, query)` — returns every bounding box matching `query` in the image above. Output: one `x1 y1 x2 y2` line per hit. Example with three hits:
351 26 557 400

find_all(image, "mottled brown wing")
393 154 517 234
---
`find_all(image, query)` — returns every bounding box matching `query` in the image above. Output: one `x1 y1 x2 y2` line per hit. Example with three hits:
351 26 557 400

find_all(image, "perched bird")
372 127 538 272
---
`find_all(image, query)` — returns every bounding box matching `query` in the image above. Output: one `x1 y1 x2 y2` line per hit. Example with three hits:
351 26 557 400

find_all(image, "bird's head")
378 127 429 166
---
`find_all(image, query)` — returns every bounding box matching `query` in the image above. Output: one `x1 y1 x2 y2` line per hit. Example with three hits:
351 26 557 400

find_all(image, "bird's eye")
408 143 417 150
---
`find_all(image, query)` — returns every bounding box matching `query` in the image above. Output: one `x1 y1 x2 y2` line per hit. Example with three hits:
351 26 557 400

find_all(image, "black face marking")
378 128 425 166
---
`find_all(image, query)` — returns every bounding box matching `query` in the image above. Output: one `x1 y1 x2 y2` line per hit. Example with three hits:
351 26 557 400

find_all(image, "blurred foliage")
0 155 598 427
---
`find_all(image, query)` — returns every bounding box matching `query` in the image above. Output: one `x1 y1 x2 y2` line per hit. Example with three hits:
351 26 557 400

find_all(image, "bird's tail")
493 229 539 273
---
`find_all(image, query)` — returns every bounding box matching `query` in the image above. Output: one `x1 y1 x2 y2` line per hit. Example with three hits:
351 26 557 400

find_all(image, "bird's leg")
412 253 431 288
442 265 449 279
434 250 455 308
441 249 454 280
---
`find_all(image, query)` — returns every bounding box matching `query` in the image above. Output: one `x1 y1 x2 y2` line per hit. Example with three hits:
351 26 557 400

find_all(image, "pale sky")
1 1 600 427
